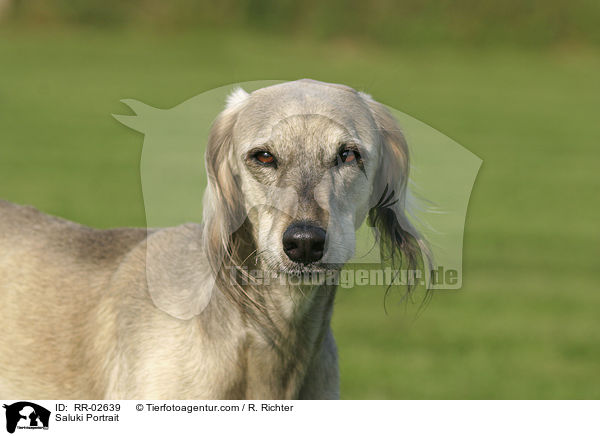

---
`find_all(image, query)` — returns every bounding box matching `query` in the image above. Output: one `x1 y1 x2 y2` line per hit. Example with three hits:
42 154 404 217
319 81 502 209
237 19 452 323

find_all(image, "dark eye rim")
249 149 277 167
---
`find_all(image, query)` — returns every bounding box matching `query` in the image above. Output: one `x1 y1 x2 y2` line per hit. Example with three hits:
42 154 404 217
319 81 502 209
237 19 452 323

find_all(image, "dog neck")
242 280 337 399
213 231 338 399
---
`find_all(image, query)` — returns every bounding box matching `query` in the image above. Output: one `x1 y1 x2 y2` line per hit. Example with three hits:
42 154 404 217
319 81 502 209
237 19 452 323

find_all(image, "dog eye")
254 151 276 165
336 147 360 165
340 150 356 163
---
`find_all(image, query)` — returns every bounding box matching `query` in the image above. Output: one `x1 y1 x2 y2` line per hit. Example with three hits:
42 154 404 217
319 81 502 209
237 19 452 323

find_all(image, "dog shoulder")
122 223 214 320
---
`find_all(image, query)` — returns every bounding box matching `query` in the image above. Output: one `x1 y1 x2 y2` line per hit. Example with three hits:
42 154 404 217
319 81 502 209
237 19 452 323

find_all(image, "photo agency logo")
114 80 481 320
2 402 50 433
225 265 459 289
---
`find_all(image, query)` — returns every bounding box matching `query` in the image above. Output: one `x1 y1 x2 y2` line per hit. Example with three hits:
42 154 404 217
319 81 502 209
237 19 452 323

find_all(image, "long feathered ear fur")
361 93 432 291
203 87 250 246
203 99 244 270
202 88 264 311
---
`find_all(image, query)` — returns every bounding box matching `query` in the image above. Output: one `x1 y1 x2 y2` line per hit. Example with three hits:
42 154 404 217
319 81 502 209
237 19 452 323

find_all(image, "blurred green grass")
5 0 600 49
0 27 598 398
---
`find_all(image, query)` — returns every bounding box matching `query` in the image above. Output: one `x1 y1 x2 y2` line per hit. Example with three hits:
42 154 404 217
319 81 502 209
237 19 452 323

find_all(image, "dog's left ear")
202 87 250 277
360 93 431 281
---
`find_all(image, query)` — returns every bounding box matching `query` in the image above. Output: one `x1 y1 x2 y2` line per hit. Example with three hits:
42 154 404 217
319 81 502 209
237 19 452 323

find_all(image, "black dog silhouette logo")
3 402 50 433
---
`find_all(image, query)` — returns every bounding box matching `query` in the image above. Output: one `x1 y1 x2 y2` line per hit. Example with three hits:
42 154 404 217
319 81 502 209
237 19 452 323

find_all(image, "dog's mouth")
255 248 343 279
279 260 341 277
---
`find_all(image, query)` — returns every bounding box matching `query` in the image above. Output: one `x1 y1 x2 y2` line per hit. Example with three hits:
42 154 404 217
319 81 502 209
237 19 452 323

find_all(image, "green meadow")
1 28 598 398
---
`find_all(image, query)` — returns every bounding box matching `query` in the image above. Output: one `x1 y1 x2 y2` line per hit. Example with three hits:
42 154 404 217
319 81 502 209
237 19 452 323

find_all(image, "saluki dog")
0 79 427 399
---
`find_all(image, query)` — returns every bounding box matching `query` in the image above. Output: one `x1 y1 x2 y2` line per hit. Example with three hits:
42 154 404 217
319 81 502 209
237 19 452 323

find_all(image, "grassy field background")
1 26 598 398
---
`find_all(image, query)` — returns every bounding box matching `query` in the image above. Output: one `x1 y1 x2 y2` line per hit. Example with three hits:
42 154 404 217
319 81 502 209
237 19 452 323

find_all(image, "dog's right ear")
202 87 249 275
360 93 432 288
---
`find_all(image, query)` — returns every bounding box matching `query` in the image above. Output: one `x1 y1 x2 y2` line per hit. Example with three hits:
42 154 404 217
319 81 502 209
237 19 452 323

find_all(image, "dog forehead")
234 80 377 144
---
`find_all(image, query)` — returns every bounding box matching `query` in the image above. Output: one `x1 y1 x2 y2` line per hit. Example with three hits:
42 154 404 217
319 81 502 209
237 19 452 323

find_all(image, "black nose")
282 223 326 264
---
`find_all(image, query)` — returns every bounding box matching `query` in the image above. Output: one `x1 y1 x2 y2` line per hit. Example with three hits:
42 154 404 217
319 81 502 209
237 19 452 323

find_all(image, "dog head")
203 79 427 287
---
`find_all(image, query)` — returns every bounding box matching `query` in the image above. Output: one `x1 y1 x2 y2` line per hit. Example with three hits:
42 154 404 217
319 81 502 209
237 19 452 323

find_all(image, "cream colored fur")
0 79 425 399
